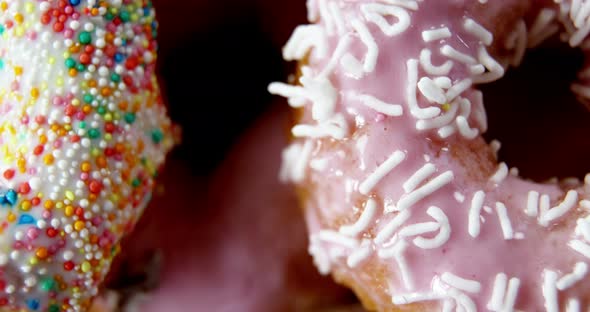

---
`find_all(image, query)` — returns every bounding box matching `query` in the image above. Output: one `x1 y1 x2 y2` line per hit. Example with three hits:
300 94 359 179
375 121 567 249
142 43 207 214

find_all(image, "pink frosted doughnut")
0 0 173 311
271 0 590 311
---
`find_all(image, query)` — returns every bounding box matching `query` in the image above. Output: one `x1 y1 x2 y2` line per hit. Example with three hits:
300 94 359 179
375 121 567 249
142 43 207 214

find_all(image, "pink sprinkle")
53 140 62 149
64 29 74 39
75 111 85 120
64 6 73 14
27 228 40 240
27 168 37 175
106 59 114 67
42 211 51 219
80 172 89 180
10 81 19 91
53 96 64 106
375 113 386 122
72 12 80 20
20 115 29 124
91 216 102 226
26 31 37 41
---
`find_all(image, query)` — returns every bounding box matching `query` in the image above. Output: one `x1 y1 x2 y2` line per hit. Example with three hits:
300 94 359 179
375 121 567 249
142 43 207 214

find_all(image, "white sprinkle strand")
490 162 509 184
346 240 373 268
406 59 442 119
528 9 558 48
416 101 459 131
392 292 444 305
318 230 359 249
422 27 452 42
441 45 477 65
557 262 588 290
374 210 412 244
397 171 454 211
468 191 486 238
351 19 379 73
361 3 411 37
463 18 493 45
418 77 447 104
474 46 505 83
403 163 436 193
576 218 590 241
526 191 540 217
340 199 378 237
349 92 404 116
379 240 413 290
456 116 479 139
539 190 578 226
419 49 454 76
413 206 451 249
569 239 590 258
506 20 527 67
445 79 473 103
502 277 521 312
441 272 481 294
399 222 440 237
542 270 559 312
487 273 507 311
495 202 514 240
566 298 581 312
359 150 406 195
283 25 327 61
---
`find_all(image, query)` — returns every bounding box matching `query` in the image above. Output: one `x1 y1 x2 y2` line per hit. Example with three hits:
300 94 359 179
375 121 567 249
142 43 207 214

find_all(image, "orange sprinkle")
68 68 78 77
69 44 81 53
81 161 91 172
118 101 128 110
35 247 48 260
64 205 74 217
39 134 48 144
90 7 99 16
100 87 112 97
88 79 97 88
82 104 92 114
44 200 54 210
105 32 114 43
17 157 26 173
96 156 107 168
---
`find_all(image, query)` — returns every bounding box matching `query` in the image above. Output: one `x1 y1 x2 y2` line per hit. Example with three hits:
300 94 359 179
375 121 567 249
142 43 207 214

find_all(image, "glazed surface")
0 1 173 311
272 0 590 311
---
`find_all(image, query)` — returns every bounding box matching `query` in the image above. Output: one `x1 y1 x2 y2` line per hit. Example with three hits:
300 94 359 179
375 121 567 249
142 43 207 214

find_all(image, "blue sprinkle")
69 0 81 6
5 189 17 206
114 53 124 63
18 214 35 225
26 299 39 310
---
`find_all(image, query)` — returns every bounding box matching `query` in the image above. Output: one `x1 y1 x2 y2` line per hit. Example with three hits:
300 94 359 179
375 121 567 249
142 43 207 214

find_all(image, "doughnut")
270 0 590 310
0 0 173 311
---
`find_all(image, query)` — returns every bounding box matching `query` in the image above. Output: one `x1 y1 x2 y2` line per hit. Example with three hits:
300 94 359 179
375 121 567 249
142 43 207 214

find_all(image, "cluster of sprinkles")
0 0 173 311
272 0 590 311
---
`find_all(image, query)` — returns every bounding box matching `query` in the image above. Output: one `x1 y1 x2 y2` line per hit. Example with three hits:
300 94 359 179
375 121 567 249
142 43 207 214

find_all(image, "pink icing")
273 0 590 311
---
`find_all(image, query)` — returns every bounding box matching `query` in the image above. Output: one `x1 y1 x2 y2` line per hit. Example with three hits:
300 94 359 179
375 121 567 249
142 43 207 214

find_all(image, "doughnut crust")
272 0 590 311
0 1 173 311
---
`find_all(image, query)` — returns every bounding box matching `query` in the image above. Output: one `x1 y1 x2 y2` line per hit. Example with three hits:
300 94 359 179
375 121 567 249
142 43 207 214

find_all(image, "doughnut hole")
480 40 590 182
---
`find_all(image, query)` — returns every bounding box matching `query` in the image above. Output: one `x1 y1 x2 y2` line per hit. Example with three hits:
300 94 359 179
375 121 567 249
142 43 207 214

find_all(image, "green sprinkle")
40 278 56 292
78 31 92 45
124 112 136 124
88 128 100 139
120 10 131 22
75 63 85 72
131 178 141 188
105 12 114 20
151 129 163 144
65 57 76 69
97 106 106 115
83 94 93 104
78 121 86 129
49 304 59 312
110 73 121 83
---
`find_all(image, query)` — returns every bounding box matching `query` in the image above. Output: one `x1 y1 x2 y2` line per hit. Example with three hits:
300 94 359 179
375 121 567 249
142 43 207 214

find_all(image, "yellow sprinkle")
14 13 23 24
104 113 112 122
63 52 70 59
65 191 74 201
74 221 85 231
25 2 33 13
0 2 7 11
30 88 39 99
91 148 99 157
13 66 23 76
43 154 54 165
104 133 112 141
71 98 80 106
44 200 53 210
131 14 138 22
81 261 91 273
64 205 74 217
7 212 15 223
48 57 55 65
20 200 31 211
29 257 38 265
441 103 451 112
15 26 24 37
56 77 63 86
55 202 64 209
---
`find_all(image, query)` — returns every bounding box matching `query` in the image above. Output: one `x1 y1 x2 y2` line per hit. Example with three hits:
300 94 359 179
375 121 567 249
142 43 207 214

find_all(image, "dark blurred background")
153 0 305 175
